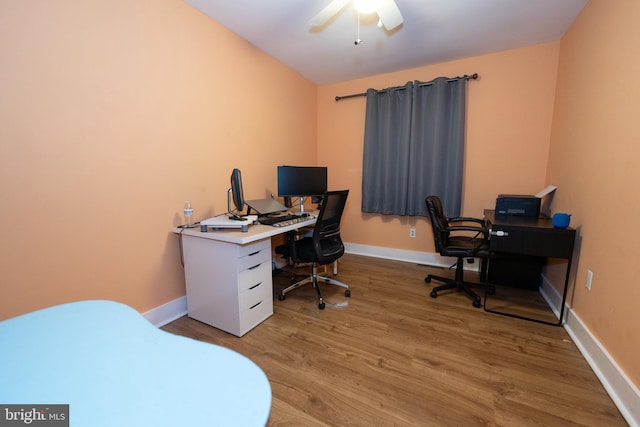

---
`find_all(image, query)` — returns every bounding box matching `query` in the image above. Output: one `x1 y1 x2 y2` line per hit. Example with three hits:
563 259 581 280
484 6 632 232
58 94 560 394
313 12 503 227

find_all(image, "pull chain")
355 12 362 45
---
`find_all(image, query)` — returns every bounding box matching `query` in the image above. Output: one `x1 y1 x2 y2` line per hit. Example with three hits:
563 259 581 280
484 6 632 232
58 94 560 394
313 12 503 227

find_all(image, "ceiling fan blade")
377 0 403 30
310 0 351 27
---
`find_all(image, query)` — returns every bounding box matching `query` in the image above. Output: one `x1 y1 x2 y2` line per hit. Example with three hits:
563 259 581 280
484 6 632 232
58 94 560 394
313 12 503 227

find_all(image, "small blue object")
552 213 571 228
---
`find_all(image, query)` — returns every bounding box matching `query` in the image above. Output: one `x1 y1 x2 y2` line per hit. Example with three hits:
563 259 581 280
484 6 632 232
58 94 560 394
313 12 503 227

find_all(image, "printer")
495 194 541 217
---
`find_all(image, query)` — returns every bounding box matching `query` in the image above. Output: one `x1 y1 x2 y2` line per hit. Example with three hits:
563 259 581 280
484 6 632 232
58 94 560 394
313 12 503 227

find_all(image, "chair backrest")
425 195 450 254
312 190 349 264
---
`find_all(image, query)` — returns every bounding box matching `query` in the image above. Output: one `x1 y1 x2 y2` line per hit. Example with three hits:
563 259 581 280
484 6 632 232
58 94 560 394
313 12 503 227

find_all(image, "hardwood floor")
162 254 626 426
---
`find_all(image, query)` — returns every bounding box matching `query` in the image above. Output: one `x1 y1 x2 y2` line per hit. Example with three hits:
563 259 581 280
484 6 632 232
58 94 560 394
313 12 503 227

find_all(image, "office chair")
275 190 351 309
424 195 494 308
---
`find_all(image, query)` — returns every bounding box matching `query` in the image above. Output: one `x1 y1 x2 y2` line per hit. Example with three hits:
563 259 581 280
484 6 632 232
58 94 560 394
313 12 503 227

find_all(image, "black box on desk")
495 195 541 217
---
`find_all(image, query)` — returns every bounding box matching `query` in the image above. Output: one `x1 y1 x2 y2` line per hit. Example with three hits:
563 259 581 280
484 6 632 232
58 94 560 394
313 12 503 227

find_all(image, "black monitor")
228 168 245 219
277 166 327 212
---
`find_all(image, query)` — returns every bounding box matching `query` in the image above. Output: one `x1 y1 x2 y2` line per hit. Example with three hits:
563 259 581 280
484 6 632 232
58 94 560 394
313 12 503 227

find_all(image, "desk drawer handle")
490 230 509 237
248 263 261 270
248 250 261 257
249 282 262 290
249 300 263 310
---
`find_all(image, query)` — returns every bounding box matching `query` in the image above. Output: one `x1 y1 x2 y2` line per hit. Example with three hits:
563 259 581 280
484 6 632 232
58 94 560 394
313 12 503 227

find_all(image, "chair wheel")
430 290 437 298
473 298 481 308
425 276 432 283
278 294 285 301
345 289 351 297
319 302 326 309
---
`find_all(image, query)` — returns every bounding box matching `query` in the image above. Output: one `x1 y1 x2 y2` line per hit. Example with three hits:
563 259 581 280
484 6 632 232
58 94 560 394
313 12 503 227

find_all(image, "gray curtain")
361 76 467 217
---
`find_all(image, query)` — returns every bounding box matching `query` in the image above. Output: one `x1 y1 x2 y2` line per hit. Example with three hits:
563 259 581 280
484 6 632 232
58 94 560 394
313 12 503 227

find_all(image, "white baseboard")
149 244 638 426
564 309 640 426
344 242 481 272
143 296 187 327
539 276 639 427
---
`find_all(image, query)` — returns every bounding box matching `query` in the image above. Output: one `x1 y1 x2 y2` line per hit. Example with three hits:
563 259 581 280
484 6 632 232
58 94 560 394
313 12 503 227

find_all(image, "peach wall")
0 0 317 319
318 43 560 252
549 0 640 386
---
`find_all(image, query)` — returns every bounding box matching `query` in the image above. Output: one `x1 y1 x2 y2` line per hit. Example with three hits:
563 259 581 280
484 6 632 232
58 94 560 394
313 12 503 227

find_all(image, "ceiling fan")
310 0 404 31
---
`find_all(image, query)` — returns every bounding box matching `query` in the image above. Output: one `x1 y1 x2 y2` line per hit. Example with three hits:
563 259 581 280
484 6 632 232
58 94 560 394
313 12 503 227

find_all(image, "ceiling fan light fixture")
353 0 383 14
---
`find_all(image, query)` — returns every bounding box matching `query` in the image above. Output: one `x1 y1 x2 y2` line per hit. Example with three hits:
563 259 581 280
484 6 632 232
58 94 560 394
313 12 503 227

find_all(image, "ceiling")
184 0 588 86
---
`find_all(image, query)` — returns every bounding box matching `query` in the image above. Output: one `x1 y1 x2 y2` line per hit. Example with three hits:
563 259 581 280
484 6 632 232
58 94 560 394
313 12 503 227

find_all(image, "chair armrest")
447 224 490 254
446 224 490 240
449 216 487 227
448 217 488 236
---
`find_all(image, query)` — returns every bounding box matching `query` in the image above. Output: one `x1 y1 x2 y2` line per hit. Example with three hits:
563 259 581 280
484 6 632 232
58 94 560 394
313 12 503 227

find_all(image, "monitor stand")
298 197 306 214
227 188 243 220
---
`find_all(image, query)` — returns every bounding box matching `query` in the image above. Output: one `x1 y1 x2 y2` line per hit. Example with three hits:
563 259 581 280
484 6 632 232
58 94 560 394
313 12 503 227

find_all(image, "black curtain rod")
334 73 479 101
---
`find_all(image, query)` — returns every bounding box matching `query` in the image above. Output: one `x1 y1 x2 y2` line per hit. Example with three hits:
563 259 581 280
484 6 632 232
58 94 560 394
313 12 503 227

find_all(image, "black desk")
483 210 576 326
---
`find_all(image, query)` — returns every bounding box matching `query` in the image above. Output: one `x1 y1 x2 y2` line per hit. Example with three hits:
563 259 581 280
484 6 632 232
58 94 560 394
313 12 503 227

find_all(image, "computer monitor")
277 166 327 212
228 168 245 219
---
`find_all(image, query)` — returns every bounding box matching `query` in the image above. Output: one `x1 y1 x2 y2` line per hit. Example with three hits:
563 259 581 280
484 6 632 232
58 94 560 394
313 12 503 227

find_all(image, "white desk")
173 215 317 336
0 300 271 426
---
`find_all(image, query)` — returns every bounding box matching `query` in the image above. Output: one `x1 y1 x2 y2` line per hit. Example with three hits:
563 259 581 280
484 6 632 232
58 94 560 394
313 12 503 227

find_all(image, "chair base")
278 264 350 310
425 259 494 308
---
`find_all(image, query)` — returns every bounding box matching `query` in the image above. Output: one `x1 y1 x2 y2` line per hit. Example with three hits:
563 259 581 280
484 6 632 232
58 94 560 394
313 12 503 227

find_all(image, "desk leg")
557 256 572 325
483 256 572 327
480 258 488 282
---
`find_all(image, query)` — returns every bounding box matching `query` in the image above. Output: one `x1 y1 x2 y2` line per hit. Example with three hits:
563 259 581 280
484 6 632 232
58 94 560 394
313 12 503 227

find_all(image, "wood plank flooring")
162 254 626 426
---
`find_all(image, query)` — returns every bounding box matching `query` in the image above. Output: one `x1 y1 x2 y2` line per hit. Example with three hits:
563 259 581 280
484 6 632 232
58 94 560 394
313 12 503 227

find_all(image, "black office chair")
424 195 494 308
276 190 351 309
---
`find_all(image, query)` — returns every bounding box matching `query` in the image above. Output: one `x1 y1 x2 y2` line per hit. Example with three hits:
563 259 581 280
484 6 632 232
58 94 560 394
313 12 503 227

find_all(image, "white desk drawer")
238 245 271 272
239 282 271 312
239 296 273 334
238 261 271 294
239 262 271 308
237 239 270 258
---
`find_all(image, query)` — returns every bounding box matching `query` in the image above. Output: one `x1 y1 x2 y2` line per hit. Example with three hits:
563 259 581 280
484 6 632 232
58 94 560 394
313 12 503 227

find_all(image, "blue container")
552 213 571 228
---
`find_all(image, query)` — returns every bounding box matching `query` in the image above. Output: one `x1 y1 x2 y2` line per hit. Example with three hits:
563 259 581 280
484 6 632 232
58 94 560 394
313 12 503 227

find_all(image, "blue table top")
0 300 271 426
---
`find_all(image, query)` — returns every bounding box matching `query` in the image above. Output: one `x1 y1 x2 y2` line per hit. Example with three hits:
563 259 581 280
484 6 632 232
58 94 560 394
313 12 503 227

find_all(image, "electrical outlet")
409 228 416 238
586 269 593 291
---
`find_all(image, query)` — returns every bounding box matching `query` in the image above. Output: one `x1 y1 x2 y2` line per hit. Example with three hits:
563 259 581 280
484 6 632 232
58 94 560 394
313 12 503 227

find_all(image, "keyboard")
259 214 314 227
